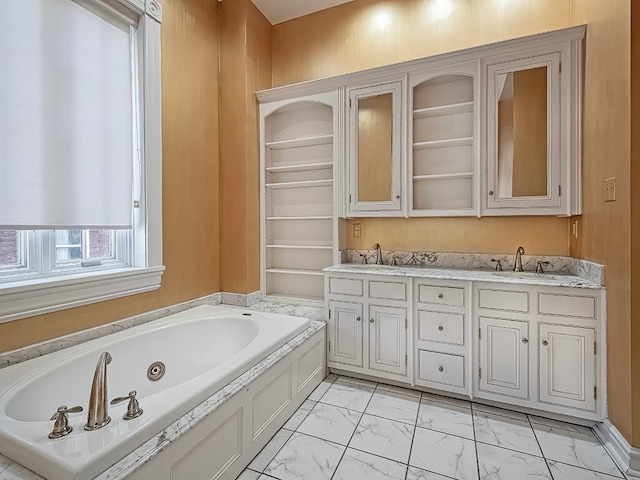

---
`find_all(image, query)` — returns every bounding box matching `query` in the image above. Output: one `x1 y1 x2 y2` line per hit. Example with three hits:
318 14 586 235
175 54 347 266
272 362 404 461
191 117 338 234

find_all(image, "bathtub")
0 305 311 480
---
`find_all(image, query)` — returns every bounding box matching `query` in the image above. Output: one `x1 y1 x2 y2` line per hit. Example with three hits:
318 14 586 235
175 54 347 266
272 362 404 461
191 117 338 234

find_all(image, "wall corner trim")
595 419 640 478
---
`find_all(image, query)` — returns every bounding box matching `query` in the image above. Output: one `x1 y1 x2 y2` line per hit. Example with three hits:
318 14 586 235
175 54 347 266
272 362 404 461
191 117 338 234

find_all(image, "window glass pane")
87 230 114 259
54 229 115 264
0 230 22 266
55 230 82 261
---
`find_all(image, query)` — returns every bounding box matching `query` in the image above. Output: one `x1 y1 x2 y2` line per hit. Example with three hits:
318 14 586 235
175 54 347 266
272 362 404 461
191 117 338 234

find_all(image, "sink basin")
492 271 548 280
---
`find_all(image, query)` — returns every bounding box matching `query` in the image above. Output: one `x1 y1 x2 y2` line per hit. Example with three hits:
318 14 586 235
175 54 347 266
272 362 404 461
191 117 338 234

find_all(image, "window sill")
0 266 165 323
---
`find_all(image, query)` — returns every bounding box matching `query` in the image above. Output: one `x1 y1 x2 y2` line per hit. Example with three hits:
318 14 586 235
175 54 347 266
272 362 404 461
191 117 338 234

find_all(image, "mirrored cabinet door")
485 52 562 213
347 80 403 216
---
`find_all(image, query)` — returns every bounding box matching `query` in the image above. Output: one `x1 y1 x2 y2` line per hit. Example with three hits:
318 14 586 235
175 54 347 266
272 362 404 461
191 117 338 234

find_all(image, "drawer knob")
370 318 374 323
356 317 361 322
522 338 528 344
438 366 444 372
542 340 548 346
438 293 444 299
438 326 444 331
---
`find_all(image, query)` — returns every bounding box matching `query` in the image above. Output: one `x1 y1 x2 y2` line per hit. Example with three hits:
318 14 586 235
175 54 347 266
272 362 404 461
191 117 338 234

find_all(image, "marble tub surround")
325 263 603 289
238 374 627 480
342 249 604 285
0 294 324 370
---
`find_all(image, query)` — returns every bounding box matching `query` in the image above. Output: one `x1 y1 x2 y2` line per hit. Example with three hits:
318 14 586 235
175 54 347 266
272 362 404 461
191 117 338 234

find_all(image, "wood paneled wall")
0 0 222 352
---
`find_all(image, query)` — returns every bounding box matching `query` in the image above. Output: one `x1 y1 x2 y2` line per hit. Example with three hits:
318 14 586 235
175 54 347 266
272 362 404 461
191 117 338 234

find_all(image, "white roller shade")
0 0 135 229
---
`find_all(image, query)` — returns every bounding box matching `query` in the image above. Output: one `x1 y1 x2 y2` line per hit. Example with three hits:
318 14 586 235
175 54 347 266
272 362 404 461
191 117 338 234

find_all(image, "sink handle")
535 261 551 274
491 259 503 271
111 390 143 420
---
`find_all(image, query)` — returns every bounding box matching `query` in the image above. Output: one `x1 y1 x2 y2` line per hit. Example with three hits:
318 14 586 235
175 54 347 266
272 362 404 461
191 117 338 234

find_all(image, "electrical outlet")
604 177 616 202
353 222 361 237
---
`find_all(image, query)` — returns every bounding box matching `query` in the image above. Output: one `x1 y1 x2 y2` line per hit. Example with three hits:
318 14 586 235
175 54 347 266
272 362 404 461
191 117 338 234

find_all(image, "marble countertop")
323 264 603 289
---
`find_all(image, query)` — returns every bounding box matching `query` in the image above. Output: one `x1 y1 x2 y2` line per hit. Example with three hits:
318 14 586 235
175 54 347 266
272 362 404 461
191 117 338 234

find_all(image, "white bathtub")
0 305 311 480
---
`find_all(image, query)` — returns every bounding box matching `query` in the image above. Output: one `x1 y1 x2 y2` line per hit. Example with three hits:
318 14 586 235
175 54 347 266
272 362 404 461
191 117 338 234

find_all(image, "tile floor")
236 374 626 480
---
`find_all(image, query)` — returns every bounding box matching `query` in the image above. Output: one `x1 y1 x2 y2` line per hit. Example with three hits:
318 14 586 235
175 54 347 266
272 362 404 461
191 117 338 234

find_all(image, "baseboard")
595 419 640 478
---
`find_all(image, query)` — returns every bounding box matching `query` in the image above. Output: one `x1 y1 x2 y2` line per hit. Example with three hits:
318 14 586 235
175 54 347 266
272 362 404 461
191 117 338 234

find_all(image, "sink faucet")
373 243 383 265
84 352 112 431
513 246 525 272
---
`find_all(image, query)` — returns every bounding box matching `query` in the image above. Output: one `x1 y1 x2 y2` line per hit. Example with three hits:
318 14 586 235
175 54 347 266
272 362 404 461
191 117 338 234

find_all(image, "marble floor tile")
377 383 422 398
421 391 472 409
476 443 551 479
335 375 378 388
365 388 420 425
296 402 361 445
473 410 542 456
237 469 261 480
406 466 456 479
307 377 336 402
283 399 316 430
528 414 594 436
417 398 475 440
332 448 407 480
319 379 375 412
547 460 625 480
410 427 479 480
349 413 414 464
472 403 528 421
0 456 12 475
0 462 45 480
264 432 344 480
533 424 623 477
248 428 294 472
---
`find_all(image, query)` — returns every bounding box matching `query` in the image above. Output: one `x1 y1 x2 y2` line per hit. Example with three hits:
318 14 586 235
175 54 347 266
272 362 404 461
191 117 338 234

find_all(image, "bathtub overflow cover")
147 361 166 381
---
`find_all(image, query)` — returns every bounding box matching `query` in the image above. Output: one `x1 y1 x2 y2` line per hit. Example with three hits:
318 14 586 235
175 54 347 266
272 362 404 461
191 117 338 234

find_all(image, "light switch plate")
604 177 616 202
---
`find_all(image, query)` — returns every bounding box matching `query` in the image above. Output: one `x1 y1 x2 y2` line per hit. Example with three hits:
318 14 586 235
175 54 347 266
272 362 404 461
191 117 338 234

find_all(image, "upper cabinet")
346 80 404 217
257 25 585 225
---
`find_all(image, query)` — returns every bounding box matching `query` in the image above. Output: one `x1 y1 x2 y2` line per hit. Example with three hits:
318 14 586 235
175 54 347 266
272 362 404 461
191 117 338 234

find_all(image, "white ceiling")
251 0 354 25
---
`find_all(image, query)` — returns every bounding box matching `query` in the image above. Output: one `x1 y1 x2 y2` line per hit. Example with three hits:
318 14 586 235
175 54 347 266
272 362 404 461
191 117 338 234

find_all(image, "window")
0 0 164 323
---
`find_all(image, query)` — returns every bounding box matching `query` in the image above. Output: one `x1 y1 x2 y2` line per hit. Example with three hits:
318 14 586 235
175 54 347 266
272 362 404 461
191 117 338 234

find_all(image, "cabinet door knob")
438 293 444 299
356 316 361 322
438 366 444 372
489 190 494 196
438 326 444 331
542 340 548 346
522 338 528 344
370 318 374 323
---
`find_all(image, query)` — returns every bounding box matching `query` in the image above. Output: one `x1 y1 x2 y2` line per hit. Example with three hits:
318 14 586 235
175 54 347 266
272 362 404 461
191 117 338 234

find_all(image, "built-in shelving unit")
410 69 477 215
261 94 339 304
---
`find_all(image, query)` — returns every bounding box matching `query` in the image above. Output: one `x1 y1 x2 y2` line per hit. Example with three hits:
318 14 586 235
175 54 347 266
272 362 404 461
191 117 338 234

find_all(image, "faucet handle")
111 390 143 420
536 261 551 274
49 405 83 439
359 252 368 264
491 259 503 271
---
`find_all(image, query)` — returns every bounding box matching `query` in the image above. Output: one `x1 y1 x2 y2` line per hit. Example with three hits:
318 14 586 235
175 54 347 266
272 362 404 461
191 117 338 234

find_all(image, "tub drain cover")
147 361 166 381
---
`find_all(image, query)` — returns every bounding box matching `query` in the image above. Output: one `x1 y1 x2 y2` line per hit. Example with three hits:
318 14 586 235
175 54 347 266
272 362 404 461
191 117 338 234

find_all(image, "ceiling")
250 0 354 25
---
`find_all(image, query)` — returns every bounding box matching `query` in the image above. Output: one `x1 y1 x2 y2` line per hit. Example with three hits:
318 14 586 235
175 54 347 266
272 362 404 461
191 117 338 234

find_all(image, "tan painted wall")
0 0 222 353
220 0 272 295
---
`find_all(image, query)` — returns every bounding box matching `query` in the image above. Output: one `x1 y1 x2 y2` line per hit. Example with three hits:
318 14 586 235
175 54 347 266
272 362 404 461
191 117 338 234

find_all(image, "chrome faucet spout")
84 351 112 431
513 246 525 272
373 243 383 265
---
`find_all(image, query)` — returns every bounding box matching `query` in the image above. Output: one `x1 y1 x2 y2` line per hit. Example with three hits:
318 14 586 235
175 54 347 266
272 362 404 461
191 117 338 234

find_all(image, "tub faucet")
513 246 525 272
373 243 383 265
84 351 112 431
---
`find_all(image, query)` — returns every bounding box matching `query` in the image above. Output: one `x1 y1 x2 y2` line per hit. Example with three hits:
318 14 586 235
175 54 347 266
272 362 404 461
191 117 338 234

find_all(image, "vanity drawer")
538 293 597 319
329 277 363 296
478 288 529 313
418 284 465 307
418 310 464 345
418 350 465 388
369 280 407 301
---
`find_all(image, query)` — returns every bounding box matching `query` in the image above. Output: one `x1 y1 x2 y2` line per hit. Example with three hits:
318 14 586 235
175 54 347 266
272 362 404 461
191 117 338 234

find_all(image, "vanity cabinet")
326 274 409 382
474 283 602 418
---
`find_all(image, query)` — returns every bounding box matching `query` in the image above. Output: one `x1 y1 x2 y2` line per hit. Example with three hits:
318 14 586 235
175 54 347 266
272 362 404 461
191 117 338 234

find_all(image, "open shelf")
265 135 333 150
264 292 324 303
265 179 333 189
266 268 324 277
413 101 473 119
265 161 333 173
266 216 332 221
413 137 473 150
266 244 333 250
413 172 473 181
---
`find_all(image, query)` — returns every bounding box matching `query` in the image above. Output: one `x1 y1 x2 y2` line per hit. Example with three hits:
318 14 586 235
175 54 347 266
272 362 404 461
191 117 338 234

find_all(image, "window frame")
0 0 164 324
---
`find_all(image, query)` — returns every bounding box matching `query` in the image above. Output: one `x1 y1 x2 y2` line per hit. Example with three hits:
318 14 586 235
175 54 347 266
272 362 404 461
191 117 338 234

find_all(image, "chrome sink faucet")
85 351 112 431
373 243 383 265
513 246 525 272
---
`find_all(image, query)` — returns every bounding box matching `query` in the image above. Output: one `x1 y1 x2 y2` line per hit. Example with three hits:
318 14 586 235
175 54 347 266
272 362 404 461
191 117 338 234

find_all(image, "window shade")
0 0 134 229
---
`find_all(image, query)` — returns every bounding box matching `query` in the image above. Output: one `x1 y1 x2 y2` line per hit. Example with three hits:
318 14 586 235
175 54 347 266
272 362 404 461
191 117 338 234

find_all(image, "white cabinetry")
260 92 341 303
474 283 602 419
326 274 409 383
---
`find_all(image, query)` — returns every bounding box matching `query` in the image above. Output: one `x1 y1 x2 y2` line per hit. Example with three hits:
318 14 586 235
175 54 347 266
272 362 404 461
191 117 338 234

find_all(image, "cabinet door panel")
539 324 596 411
369 305 407 375
329 301 363 367
479 316 529 399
